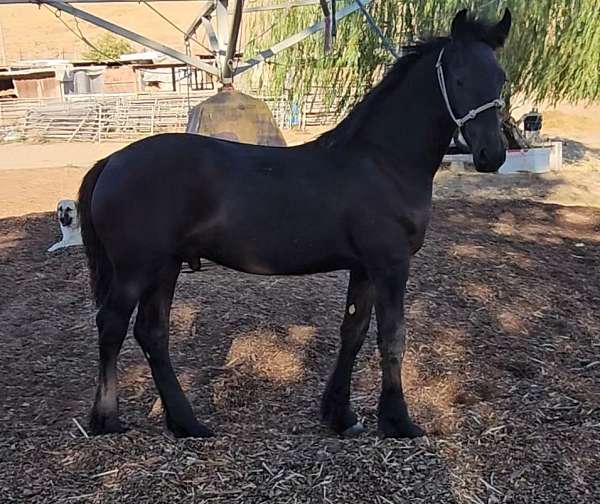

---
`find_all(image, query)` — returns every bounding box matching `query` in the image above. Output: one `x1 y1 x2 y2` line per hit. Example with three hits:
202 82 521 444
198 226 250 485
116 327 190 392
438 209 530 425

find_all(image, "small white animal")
47 199 83 252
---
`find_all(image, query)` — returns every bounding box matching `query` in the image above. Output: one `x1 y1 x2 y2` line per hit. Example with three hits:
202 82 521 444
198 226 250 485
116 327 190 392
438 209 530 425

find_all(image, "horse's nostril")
479 148 489 164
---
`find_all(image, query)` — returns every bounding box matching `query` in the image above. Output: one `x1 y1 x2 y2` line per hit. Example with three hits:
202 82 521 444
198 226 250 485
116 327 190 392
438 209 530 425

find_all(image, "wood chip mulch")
1 198 599 503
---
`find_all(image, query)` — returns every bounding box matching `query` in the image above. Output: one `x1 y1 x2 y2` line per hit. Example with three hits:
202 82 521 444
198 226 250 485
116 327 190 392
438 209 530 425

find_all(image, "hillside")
0 2 216 63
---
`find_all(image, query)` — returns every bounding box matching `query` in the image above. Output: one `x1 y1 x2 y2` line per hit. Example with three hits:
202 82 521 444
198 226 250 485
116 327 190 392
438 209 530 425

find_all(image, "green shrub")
83 33 132 62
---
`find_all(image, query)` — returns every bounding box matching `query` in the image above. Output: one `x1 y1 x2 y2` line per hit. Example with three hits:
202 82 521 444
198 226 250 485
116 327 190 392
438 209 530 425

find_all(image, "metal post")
0 20 7 66
97 103 101 142
222 0 243 83
354 0 399 59
214 0 229 73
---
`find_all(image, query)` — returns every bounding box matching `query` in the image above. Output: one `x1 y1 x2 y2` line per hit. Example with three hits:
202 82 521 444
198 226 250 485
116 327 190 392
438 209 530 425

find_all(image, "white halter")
435 47 505 129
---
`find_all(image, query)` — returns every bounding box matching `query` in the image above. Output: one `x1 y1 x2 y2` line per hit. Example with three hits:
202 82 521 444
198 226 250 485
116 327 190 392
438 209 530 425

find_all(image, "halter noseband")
435 47 505 129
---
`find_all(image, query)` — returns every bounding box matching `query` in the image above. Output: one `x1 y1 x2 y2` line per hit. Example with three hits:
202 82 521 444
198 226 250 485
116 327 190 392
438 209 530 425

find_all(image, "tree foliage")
242 0 600 111
83 33 132 62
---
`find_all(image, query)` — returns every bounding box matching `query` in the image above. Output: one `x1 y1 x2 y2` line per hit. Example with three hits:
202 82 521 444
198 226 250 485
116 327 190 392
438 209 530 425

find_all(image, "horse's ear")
451 9 469 39
487 8 511 48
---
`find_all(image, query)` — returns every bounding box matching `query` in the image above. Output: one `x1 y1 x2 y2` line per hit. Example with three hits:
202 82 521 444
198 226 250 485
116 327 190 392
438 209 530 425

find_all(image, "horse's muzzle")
473 146 506 173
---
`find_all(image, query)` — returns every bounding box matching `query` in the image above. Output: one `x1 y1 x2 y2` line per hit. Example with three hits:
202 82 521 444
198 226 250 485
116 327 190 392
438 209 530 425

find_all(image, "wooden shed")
0 68 62 99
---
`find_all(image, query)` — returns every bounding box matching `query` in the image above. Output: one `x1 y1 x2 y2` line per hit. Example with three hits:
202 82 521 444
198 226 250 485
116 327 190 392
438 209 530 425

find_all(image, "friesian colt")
78 9 511 438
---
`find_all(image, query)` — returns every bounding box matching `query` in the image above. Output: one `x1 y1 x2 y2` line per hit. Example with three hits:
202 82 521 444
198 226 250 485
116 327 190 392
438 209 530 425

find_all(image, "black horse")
78 9 511 439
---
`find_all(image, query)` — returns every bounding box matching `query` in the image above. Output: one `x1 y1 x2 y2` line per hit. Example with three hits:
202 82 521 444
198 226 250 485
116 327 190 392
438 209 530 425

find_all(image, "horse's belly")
185 231 352 276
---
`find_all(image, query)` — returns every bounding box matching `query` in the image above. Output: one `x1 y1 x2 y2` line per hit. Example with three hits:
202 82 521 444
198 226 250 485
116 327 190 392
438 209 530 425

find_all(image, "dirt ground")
0 106 599 502
1 104 599 219
435 104 600 208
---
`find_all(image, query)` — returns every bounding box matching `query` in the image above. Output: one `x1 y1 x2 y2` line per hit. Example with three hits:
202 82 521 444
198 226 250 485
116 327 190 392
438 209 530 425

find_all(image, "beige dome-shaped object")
186 89 286 147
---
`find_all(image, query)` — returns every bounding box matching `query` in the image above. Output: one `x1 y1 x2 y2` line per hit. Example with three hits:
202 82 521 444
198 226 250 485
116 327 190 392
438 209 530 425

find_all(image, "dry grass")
0 3 204 62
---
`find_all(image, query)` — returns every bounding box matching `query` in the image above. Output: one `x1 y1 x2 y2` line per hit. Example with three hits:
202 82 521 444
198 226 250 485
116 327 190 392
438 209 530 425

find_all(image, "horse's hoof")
322 404 361 437
168 419 214 439
89 411 127 436
378 417 425 439
172 425 214 439
187 258 202 272
341 421 365 437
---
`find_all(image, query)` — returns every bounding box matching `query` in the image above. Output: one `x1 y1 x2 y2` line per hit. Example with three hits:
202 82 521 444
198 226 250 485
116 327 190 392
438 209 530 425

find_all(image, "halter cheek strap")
435 47 505 129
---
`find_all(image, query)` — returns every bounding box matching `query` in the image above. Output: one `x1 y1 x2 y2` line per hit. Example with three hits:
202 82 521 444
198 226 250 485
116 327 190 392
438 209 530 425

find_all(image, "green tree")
83 33 132 62
243 0 600 112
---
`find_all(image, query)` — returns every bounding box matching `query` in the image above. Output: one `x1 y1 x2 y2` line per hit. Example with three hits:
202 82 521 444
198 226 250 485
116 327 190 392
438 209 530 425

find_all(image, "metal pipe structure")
26 0 221 75
234 0 370 75
184 2 216 42
0 0 372 84
0 0 319 6
221 0 243 82
0 0 203 3
0 0 203 5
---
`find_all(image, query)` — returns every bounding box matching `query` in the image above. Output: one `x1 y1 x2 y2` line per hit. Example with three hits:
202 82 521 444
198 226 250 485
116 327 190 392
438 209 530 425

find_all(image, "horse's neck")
359 52 455 180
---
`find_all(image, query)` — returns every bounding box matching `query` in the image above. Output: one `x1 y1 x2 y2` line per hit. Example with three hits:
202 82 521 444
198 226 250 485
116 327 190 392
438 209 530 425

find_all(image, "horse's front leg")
321 268 374 436
372 258 425 438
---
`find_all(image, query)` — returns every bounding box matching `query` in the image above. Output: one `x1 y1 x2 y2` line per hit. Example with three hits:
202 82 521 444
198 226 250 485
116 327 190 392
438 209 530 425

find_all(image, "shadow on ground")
550 136 600 165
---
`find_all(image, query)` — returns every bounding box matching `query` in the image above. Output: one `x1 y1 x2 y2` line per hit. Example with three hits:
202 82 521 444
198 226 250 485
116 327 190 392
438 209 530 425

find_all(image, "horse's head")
439 9 511 173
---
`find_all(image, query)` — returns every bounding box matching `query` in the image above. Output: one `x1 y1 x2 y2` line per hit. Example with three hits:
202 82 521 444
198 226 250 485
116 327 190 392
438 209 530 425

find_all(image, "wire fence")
0 91 352 142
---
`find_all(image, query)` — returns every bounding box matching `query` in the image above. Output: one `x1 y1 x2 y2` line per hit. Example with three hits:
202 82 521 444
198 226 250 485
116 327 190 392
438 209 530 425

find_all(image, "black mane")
317 37 448 148
317 14 500 149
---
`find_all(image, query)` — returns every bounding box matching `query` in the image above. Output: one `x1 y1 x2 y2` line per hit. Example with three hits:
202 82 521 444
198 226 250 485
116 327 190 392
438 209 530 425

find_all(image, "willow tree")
241 0 600 114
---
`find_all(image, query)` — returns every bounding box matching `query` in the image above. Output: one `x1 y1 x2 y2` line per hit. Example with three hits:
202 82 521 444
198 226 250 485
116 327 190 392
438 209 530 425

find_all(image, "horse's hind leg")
133 260 213 438
89 277 140 435
321 268 374 436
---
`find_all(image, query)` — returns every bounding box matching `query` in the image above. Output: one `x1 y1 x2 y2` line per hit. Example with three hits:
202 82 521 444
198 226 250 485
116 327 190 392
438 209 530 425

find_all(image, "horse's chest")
408 230 427 255
407 209 431 255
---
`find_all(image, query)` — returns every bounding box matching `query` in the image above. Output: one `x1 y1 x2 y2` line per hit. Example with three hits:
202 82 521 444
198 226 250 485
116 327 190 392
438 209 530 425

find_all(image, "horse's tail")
78 157 111 307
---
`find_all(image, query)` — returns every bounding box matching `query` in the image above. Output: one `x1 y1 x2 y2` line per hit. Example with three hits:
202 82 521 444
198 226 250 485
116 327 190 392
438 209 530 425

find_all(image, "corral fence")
0 91 352 142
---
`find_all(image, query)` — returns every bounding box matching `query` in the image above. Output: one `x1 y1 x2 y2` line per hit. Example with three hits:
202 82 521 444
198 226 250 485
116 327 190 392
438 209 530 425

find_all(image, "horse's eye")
455 79 464 88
